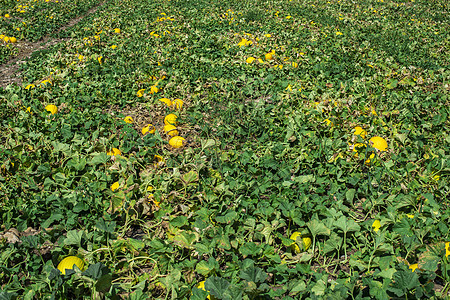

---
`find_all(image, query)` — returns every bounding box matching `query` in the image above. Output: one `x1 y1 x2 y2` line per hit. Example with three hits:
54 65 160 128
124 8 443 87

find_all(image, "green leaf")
128 289 148 300
239 266 267 284
95 218 116 233
376 268 396 280
95 273 112 293
216 211 237 224
215 234 231 250
170 216 188 227
181 170 199 185
418 243 444 271
289 280 306 295
386 79 398 89
367 279 390 300
52 172 66 184
201 139 216 149
191 287 209 300
388 269 419 297
63 230 85 247
334 216 360 234
345 189 356 204
41 213 63 229
0 291 18 300
205 277 230 299
293 174 315 184
158 269 181 290
323 233 342 254
195 257 219 276
88 152 108 165
82 262 110 280
127 238 145 251
307 219 331 237
172 230 196 249
239 242 263 258
311 278 327 296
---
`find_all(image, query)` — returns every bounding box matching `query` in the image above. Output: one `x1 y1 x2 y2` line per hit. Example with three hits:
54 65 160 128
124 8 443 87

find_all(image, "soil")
0 3 104 89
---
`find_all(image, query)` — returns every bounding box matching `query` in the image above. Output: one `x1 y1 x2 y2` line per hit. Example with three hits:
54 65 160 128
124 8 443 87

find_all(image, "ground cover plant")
0 0 449 298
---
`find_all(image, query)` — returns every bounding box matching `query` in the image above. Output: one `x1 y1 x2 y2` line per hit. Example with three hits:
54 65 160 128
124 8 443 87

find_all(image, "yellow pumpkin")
45 104 58 115
169 136 185 148
164 114 178 125
163 124 178 136
369 136 387 151
289 232 311 253
57 256 85 275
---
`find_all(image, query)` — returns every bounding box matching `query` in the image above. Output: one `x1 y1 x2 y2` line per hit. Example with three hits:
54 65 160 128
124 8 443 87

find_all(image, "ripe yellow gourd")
169 136 185 148
57 256 84 275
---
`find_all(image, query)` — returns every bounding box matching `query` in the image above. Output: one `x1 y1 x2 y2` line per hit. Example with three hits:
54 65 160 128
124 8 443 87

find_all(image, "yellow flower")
246 57 255 64
265 34 271 37
406 214 414 219
25 84 35 89
324 119 333 127
372 220 381 232
26 107 31 113
137 89 145 97
107 148 121 156
111 182 120 191
45 104 58 115
336 31 343 35
142 124 156 135
364 153 376 165
124 116 133 123
98 56 103 64
114 28 121 33
150 85 159 94
291 62 298 68
409 264 418 272
110 45 117 49
257 58 264 63
78 55 84 61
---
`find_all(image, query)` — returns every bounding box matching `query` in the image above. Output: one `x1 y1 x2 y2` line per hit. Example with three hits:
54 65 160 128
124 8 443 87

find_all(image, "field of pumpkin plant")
0 0 449 298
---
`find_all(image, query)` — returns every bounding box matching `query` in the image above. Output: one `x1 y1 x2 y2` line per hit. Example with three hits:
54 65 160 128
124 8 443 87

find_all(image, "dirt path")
0 3 104 89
